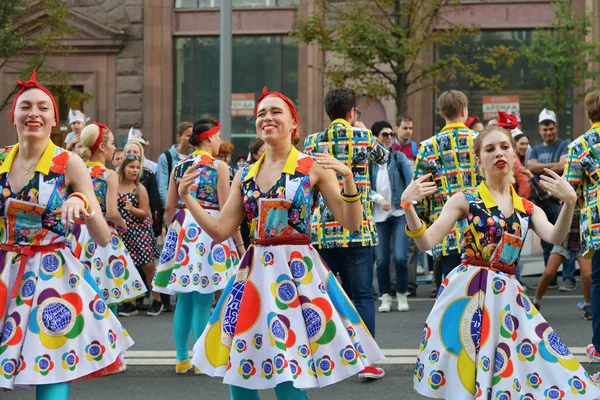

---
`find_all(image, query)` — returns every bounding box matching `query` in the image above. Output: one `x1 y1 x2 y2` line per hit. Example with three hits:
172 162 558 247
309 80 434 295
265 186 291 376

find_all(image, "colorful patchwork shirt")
0 141 72 245
413 122 480 257
174 150 221 209
563 122 600 257
303 118 389 248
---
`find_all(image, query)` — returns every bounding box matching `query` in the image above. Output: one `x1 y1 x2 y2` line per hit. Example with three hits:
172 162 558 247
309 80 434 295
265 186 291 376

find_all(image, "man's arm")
527 155 566 175
367 130 390 165
156 153 169 209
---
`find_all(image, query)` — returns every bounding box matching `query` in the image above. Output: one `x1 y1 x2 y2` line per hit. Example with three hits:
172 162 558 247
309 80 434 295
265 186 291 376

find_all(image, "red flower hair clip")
497 111 519 130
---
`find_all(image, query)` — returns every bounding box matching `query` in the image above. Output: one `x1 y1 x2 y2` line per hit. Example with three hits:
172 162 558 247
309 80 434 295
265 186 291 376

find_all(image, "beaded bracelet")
405 219 427 238
68 192 90 211
341 188 362 203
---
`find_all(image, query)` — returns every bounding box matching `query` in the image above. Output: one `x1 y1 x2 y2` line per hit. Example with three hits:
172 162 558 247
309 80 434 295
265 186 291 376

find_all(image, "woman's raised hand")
178 164 201 198
401 174 438 204
539 168 577 204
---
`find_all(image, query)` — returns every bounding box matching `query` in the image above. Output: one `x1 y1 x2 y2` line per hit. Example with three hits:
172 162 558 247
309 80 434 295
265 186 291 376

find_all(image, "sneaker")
591 371 600 384
559 280 577 292
378 294 392 313
548 283 558 290
358 365 385 379
429 288 438 298
396 293 409 312
584 305 592 321
175 360 192 374
194 366 204 375
407 288 417 297
416 265 425 276
118 303 138 317
147 300 164 316
586 344 600 361
532 299 541 311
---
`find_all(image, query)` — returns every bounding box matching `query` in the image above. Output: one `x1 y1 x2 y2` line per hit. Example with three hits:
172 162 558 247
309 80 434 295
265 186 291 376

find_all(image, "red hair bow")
255 86 298 133
91 121 109 154
497 111 519 130
465 115 480 129
197 120 223 142
10 69 59 124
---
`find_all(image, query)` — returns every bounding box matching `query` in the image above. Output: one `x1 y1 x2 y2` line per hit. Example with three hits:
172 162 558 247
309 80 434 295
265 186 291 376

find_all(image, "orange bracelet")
400 201 413 210
342 171 354 181
68 192 90 211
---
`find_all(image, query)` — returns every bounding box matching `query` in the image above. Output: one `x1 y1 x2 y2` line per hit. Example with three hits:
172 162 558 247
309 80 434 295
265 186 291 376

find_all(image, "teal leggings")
36 382 70 400
229 382 308 400
174 292 215 361
109 304 118 316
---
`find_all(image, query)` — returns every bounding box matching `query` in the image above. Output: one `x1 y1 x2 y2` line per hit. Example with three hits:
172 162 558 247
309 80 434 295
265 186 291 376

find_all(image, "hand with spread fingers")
313 152 352 178
401 173 438 204
178 163 201 198
539 168 577 205
59 196 94 225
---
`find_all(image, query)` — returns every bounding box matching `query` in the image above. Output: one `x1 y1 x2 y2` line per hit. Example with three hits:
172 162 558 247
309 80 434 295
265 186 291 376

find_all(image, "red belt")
251 234 312 246
0 242 66 298
463 258 516 275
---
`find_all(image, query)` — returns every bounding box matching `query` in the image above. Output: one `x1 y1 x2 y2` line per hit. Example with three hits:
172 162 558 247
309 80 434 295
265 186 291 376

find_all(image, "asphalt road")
6 275 599 400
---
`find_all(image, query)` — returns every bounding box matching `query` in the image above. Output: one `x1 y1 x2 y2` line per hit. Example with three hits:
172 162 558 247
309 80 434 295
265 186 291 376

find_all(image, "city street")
6 275 598 400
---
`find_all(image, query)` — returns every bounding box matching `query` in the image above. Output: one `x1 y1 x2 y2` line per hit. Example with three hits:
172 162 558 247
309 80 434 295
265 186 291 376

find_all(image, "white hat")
538 108 557 124
511 127 523 138
127 127 149 145
68 109 89 125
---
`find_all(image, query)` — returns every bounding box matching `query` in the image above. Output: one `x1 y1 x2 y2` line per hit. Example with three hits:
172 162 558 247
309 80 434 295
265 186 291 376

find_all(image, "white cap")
68 109 89 125
538 108 557 124
127 127 149 145
511 127 523 138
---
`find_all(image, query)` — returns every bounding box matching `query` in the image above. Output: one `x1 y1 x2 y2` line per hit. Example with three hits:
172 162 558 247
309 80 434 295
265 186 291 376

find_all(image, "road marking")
407 295 585 302
123 349 595 366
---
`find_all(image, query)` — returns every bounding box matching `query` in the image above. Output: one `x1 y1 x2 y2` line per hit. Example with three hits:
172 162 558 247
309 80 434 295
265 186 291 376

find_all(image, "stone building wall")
63 0 144 145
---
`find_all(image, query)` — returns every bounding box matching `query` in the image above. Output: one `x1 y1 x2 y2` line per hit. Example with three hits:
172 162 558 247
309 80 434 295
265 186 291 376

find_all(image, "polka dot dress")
118 190 158 268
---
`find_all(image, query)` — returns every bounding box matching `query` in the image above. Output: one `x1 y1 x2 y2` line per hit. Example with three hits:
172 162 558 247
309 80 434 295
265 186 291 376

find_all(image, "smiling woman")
0 70 133 399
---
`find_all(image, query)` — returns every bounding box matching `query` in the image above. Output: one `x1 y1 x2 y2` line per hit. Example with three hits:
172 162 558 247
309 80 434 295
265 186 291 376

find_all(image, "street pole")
219 0 232 141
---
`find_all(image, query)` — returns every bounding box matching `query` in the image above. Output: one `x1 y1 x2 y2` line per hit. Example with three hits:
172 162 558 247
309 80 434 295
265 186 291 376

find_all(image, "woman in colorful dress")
404 112 600 399
67 122 147 315
177 87 384 399
0 71 133 399
153 119 244 375
117 155 162 316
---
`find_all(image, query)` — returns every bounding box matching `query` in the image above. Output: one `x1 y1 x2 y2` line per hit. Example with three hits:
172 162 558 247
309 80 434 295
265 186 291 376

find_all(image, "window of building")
435 30 573 145
175 0 299 8
174 35 298 160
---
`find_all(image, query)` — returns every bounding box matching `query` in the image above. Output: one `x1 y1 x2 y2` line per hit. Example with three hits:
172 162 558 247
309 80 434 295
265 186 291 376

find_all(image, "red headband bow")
197 120 223 142
497 111 519 130
91 122 108 154
255 86 298 134
10 69 59 124
465 115 480 129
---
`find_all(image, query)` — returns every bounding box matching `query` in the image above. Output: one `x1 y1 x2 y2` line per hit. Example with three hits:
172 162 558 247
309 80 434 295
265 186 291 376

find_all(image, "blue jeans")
375 216 408 295
591 251 600 350
319 246 376 337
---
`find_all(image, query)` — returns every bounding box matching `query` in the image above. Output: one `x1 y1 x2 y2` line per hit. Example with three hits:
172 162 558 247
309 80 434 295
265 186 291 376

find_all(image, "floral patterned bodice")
240 147 316 239
461 182 534 266
0 142 72 245
173 150 220 208
86 162 111 216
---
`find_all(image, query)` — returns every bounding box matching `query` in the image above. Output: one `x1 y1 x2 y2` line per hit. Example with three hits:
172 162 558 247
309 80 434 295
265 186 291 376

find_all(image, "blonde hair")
80 124 111 160
438 90 468 120
473 125 516 185
585 90 600 123
124 141 146 170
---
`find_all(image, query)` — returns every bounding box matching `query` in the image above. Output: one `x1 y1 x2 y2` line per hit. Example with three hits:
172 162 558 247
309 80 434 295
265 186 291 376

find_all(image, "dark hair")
190 118 217 146
176 121 193 136
249 138 265 164
118 154 141 184
324 88 356 121
513 133 527 143
371 121 393 137
396 116 413 126
539 120 557 127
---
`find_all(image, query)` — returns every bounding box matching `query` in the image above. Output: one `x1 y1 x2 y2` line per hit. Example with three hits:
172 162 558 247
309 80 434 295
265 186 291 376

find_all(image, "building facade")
1 0 599 159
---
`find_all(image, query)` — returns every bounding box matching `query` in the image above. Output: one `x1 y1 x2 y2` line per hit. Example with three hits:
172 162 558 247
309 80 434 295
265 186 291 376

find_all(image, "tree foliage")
0 0 91 114
294 0 518 116
523 0 600 114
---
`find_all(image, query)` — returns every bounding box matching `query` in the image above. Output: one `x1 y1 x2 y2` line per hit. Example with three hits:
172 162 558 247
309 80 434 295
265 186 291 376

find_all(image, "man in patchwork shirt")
304 87 389 380
563 90 600 362
413 90 479 278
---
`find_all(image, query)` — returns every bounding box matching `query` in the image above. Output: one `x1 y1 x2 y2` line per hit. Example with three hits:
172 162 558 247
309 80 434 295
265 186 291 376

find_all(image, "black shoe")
584 305 592 320
163 303 173 313
118 303 139 317
407 287 417 297
147 300 164 316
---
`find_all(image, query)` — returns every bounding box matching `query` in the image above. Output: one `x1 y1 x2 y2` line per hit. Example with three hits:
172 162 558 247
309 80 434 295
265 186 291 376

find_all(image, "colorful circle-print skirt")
67 224 147 305
413 263 600 399
192 244 384 389
0 246 134 389
153 209 240 295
